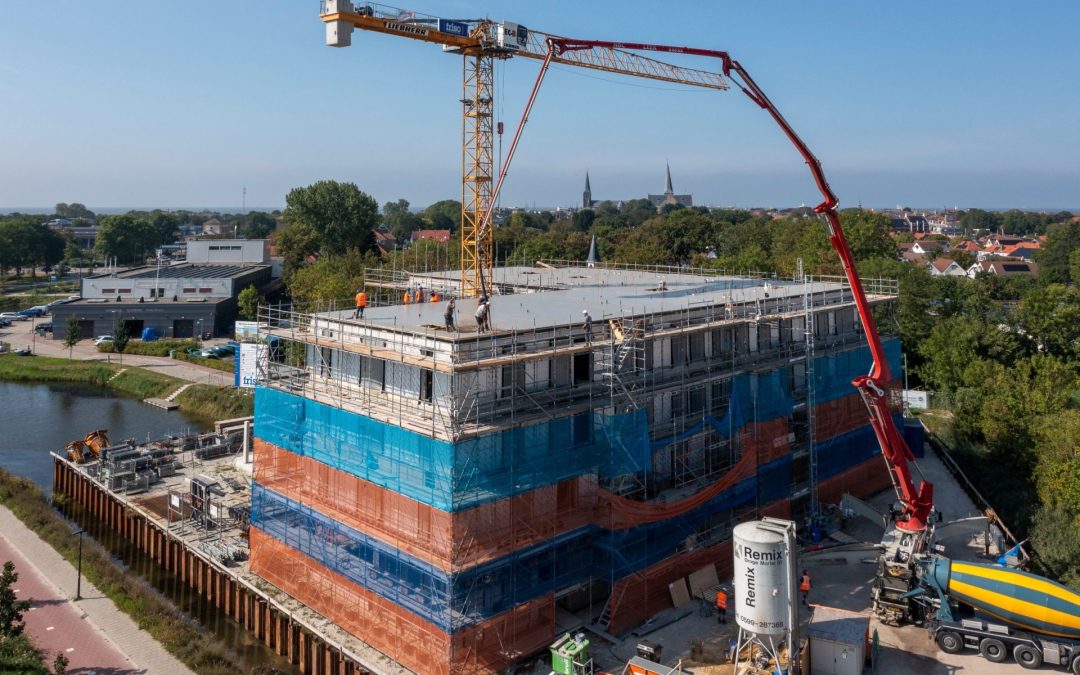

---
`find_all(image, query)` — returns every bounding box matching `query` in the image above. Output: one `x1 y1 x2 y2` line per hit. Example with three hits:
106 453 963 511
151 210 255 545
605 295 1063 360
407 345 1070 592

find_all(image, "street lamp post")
71 528 85 600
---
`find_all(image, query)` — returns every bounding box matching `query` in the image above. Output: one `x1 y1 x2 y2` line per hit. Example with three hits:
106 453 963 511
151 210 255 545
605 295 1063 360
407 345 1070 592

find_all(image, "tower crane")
320 1 935 618
320 1 728 298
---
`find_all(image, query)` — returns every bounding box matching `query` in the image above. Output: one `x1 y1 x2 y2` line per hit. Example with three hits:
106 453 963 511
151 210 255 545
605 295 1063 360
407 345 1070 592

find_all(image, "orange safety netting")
596 447 758 530
250 527 555 674
254 438 456 571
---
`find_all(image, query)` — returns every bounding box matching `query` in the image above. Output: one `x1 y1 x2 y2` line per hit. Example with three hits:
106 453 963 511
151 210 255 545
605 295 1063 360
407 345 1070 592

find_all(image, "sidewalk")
0 506 194 675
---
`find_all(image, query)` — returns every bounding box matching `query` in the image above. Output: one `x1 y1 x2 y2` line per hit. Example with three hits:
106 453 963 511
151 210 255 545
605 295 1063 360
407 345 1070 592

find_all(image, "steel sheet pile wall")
249 338 900 673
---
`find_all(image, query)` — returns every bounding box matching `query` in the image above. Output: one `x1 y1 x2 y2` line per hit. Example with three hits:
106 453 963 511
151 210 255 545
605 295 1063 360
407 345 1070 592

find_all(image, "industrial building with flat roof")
247 262 906 674
52 261 271 340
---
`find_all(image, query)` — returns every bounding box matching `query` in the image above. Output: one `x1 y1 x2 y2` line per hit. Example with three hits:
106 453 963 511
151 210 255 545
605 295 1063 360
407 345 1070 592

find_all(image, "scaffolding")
247 263 901 674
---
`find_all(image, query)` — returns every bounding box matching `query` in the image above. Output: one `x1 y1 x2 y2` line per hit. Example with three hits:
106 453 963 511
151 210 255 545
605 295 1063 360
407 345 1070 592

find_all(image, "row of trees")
0 215 66 277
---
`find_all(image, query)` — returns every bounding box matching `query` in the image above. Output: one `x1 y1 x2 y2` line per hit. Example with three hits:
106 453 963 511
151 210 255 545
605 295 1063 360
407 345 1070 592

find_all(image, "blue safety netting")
814 338 902 403
815 412 903 480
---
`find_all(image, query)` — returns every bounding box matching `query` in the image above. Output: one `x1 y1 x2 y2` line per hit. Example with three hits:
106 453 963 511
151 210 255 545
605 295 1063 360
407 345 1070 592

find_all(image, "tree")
286 255 368 310
239 211 277 239
53 652 69 675
95 214 158 264
1036 220 1080 284
149 210 180 246
54 202 94 220
0 216 64 277
63 316 81 358
571 209 595 232
237 284 260 321
1012 284 1080 359
0 561 31 638
276 220 320 276
382 199 424 241
959 208 1001 235
421 199 462 232
283 180 379 257
112 319 129 366
840 210 896 261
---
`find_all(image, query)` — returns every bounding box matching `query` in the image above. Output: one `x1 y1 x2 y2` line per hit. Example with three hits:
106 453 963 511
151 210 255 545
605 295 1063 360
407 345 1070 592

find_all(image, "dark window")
182 287 196 293
420 369 433 402
572 353 591 385
101 288 114 294
199 288 213 294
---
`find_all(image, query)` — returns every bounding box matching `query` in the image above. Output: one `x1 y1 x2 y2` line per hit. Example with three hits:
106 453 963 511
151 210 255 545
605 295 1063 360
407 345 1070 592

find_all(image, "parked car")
0 317 11 328
94 335 114 345
18 307 46 318
198 348 220 359
35 323 53 335
0 312 26 322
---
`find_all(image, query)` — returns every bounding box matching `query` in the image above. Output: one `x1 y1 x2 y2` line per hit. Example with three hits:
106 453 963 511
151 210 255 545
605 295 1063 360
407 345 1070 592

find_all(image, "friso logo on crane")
438 19 468 37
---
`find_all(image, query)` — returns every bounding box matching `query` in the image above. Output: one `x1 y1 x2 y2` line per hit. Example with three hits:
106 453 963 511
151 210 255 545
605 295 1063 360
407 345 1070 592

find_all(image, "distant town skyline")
2 2 1078 211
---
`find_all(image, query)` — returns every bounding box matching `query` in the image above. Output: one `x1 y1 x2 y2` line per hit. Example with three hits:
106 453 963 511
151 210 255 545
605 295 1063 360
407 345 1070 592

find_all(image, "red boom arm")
550 38 934 531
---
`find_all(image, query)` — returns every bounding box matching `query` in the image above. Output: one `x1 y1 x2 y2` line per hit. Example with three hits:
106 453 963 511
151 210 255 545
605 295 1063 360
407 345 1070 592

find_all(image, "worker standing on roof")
354 289 368 319
800 569 812 606
444 298 456 331
582 310 593 345
403 288 412 305
715 589 728 624
475 300 489 333
430 291 441 302
415 286 424 303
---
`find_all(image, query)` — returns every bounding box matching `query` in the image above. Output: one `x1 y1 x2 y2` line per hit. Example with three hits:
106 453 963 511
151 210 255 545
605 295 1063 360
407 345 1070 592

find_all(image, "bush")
96 339 199 356
173 351 235 373
0 633 47 674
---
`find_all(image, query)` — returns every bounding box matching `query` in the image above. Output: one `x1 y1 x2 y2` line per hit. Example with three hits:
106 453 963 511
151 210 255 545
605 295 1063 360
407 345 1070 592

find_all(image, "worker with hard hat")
582 309 593 345
800 569 812 606
403 288 412 305
354 289 368 319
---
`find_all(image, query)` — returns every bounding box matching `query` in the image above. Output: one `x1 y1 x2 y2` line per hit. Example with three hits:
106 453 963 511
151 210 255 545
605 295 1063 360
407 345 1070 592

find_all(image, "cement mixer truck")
920 557 1080 672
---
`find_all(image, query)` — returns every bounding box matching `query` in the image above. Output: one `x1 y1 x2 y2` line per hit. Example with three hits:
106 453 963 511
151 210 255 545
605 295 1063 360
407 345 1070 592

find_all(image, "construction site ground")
561 447 1017 675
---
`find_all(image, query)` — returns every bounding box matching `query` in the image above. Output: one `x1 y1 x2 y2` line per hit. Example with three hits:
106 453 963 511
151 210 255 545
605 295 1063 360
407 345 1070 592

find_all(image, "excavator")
64 429 109 463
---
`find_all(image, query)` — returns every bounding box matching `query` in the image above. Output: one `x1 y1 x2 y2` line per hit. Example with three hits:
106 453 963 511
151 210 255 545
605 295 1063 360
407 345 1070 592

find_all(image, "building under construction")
248 263 904 674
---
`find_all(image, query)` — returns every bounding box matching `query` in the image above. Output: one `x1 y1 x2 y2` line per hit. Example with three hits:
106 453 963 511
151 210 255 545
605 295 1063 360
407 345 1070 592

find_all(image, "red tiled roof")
410 229 451 243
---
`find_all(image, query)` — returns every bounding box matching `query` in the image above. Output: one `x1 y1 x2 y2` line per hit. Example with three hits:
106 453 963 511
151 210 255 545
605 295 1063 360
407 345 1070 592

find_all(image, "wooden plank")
668 578 692 608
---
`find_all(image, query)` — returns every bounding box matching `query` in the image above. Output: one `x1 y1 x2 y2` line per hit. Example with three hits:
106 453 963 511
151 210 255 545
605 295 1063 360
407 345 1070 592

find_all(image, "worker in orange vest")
414 287 424 303
403 289 412 305
354 290 368 319
800 569 812 606
430 291 441 302
715 589 728 624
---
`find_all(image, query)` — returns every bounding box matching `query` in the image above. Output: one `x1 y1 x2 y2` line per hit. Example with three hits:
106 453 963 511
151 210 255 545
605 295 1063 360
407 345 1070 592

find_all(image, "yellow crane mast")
320 1 728 297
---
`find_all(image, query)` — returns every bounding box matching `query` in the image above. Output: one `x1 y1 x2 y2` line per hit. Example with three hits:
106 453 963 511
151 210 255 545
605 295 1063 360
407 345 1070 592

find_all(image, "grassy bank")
0 468 244 675
0 355 252 422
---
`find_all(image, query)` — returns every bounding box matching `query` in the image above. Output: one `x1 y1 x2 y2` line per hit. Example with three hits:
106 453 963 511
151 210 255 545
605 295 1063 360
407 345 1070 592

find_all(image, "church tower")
583 171 592 209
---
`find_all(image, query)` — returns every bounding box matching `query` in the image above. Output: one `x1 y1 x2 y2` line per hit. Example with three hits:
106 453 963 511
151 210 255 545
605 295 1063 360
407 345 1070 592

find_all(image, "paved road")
0 317 234 386
0 507 194 674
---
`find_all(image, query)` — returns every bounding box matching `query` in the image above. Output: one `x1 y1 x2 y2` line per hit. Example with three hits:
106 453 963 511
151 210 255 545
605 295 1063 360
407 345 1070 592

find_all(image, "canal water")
0 380 297 673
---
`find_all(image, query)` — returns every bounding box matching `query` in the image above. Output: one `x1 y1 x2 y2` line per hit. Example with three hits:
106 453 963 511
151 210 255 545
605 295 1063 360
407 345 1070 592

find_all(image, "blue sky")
1 1 1078 211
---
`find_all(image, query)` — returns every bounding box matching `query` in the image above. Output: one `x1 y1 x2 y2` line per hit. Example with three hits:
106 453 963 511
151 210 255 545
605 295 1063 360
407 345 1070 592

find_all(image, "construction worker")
715 589 728 624
444 298 456 331
354 289 368 319
403 288 412 305
800 569 812 606
474 300 488 333
414 286 424 303
582 309 593 344
430 291 441 302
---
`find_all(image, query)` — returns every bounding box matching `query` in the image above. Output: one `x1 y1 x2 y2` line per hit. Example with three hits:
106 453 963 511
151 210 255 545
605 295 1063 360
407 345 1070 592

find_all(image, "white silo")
732 518 799 675
733 521 789 635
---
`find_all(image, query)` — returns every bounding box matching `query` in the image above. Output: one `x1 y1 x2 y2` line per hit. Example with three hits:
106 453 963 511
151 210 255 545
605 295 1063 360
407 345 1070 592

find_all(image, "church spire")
583 171 593 209
664 162 674 194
